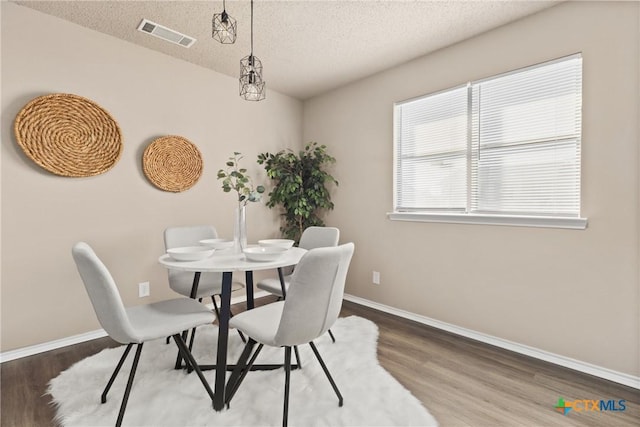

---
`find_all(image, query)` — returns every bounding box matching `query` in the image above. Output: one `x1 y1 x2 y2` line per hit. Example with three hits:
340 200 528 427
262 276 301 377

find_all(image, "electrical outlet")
138 281 150 297
372 271 380 285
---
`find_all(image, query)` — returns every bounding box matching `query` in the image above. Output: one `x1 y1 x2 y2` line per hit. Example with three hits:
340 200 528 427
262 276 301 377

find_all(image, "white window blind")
394 54 583 221
394 86 468 211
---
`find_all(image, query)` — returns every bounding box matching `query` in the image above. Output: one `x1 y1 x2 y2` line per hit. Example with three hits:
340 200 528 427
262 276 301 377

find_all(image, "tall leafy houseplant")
257 142 338 242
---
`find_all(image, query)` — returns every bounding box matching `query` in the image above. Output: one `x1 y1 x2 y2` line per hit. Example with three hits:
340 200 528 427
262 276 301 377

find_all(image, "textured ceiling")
13 0 560 100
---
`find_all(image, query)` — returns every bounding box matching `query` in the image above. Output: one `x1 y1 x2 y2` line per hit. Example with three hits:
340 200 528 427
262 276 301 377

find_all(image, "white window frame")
389 54 587 230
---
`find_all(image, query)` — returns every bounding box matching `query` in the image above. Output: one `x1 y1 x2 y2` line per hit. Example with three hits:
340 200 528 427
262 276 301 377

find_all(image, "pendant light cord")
250 0 254 56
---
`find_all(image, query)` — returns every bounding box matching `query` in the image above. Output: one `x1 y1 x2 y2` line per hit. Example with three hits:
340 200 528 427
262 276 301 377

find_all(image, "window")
391 54 586 229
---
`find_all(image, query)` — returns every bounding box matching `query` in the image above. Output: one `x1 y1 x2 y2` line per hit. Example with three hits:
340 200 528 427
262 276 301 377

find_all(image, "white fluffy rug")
48 316 438 426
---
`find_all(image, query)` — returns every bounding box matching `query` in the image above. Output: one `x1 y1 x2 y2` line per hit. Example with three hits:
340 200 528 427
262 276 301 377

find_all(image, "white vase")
233 204 247 254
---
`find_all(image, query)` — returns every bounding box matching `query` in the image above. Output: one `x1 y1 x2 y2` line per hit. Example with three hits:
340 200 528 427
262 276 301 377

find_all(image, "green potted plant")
257 142 338 243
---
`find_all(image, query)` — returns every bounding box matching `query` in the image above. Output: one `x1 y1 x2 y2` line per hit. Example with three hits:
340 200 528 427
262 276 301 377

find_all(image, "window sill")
387 212 588 230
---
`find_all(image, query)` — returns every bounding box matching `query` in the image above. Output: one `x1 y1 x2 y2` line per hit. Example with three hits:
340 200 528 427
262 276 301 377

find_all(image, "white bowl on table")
199 238 234 250
243 246 288 262
167 246 215 261
257 239 295 249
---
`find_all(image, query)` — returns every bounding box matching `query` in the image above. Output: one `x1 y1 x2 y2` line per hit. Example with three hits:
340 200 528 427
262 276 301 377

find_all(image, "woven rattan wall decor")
143 135 203 192
14 93 123 177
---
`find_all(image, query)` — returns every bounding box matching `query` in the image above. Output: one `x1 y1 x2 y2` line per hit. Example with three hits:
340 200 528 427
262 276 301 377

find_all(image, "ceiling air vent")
136 19 196 48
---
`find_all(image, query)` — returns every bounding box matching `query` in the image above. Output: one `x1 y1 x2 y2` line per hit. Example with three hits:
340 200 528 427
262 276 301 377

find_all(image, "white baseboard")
5 290 637 390
343 293 640 390
0 329 109 363
0 291 269 364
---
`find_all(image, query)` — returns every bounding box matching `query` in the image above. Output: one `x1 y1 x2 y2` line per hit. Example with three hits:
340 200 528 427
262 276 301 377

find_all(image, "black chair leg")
229 311 247 343
277 267 287 298
328 329 336 343
183 297 204 372
283 346 292 427
225 339 255 403
225 339 263 405
115 343 143 427
211 295 221 319
309 341 343 407
184 328 196 374
174 329 190 370
172 334 215 404
293 345 302 368
186 298 204 353
227 306 247 343
175 272 201 370
101 343 133 404
187 327 197 352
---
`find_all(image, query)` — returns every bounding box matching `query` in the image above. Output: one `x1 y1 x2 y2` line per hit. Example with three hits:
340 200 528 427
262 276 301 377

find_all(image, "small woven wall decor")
143 135 203 192
14 93 123 177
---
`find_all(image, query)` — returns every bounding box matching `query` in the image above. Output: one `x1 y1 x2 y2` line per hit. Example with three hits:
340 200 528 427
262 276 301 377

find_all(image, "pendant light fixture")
239 0 265 101
212 0 237 44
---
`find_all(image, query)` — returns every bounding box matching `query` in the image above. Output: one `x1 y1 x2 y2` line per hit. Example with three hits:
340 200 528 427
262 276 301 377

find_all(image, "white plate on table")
167 246 214 261
199 239 234 250
243 246 288 262
258 239 295 249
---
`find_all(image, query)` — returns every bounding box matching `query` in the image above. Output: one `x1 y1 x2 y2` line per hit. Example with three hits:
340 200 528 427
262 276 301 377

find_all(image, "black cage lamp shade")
239 0 265 101
212 0 237 44
240 54 266 101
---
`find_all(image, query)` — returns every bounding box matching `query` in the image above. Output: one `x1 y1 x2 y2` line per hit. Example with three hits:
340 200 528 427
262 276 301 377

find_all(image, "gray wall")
303 1 640 376
1 2 302 351
2 1 639 380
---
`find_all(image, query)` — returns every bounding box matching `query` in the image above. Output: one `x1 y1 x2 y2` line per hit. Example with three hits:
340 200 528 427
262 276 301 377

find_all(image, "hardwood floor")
341 302 639 427
1 298 638 426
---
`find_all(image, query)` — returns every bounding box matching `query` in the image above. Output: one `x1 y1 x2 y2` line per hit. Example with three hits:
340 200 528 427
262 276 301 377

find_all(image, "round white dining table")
158 247 307 411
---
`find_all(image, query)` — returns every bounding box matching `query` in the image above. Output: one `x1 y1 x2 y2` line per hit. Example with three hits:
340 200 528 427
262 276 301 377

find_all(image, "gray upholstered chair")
224 243 355 427
256 226 340 344
72 242 215 427
256 226 340 298
164 225 245 350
